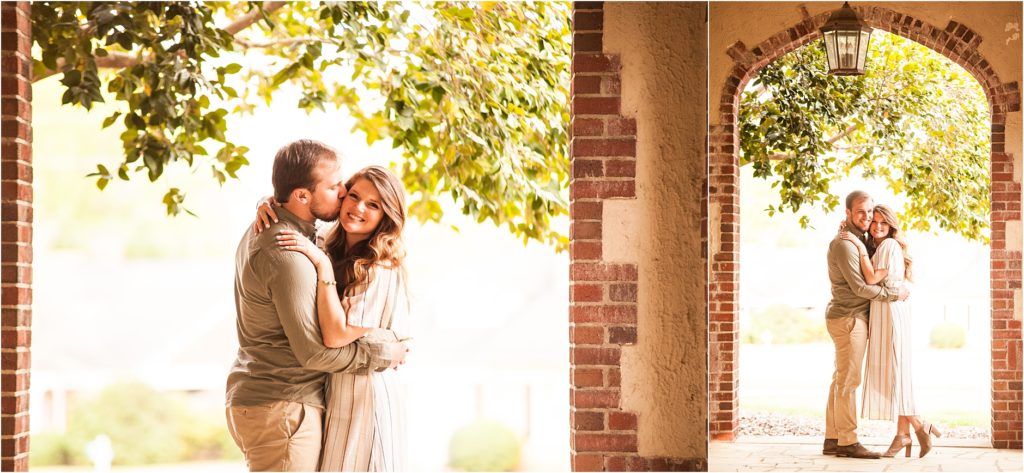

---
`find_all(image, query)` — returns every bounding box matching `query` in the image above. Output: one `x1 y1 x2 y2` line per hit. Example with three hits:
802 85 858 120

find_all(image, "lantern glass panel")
856 30 871 71
838 31 858 69
823 30 838 70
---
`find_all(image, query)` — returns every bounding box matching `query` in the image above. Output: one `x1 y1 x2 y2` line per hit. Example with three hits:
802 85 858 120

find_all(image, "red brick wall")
1 1 32 470
708 6 1023 449
570 2 704 471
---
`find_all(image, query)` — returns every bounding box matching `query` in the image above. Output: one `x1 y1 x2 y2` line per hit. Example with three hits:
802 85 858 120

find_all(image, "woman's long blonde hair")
324 165 407 294
867 204 914 282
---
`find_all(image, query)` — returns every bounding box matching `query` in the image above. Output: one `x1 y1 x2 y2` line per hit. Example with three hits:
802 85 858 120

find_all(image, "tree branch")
33 51 141 82
768 123 861 160
234 36 333 49
223 1 287 35
31 1 288 83
827 123 860 145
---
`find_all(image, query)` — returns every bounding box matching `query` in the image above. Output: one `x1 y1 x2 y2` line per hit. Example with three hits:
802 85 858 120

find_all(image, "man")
823 190 908 459
225 139 407 471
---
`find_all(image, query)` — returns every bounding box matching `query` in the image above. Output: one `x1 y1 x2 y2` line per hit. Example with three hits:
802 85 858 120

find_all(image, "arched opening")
736 29 992 443
708 5 1021 453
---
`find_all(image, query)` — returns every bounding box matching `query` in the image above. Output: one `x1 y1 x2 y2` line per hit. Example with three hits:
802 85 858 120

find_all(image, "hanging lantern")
820 2 873 75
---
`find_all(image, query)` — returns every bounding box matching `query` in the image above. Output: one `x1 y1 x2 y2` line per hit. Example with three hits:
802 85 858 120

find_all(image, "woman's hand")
840 231 867 256
277 230 331 269
253 196 280 234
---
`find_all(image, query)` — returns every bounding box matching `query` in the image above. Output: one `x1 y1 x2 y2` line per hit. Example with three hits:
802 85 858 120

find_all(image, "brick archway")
708 6 1022 448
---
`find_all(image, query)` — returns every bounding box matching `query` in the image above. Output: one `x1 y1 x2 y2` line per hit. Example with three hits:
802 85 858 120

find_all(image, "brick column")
707 121 740 441
1 2 32 471
570 2 639 470
989 117 1023 450
570 2 703 470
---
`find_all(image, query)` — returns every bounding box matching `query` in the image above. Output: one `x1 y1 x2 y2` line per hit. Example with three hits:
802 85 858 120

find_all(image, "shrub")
29 432 72 467
741 305 828 344
449 420 521 472
61 381 192 465
32 380 241 466
929 322 966 349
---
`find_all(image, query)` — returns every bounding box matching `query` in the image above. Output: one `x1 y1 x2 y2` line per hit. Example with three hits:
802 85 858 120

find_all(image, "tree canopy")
740 32 991 242
32 1 570 250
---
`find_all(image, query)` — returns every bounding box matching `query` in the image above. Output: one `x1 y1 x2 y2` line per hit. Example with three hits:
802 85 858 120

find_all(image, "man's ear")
292 188 311 204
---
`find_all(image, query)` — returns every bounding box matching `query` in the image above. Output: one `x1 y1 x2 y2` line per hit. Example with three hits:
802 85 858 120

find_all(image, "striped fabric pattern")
861 238 916 421
320 265 409 471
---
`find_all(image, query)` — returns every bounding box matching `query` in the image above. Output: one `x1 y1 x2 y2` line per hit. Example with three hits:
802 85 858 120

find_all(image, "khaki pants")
825 316 868 446
226 401 323 472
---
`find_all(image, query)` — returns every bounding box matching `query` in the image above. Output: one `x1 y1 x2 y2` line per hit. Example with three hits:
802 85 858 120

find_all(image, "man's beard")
311 206 340 223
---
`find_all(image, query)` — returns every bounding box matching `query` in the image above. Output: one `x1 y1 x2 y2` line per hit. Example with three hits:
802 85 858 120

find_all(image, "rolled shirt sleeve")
264 251 397 373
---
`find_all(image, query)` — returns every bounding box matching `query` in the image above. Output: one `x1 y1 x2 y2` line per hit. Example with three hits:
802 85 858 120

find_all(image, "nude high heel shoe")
882 433 912 458
915 421 943 458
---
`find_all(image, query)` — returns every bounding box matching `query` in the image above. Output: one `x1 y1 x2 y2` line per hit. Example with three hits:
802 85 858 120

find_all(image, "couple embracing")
823 190 942 459
225 139 411 471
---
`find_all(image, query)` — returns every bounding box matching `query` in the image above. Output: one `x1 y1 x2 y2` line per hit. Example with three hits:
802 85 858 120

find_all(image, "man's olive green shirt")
226 207 394 409
826 232 900 322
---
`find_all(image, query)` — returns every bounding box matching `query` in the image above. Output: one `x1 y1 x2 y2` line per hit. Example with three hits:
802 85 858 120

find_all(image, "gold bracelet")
319 279 337 286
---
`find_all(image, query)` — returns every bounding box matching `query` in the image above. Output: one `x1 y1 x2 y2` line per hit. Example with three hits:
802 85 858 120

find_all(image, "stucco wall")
601 2 708 458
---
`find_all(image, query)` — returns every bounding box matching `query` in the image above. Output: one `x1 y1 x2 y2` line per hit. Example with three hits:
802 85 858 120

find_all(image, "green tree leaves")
33 1 570 249
740 33 991 242
34 1 240 216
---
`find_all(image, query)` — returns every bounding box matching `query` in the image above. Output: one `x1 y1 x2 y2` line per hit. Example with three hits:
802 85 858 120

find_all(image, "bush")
929 322 966 349
449 420 521 472
29 432 72 467
31 380 240 466
60 381 193 465
741 305 828 344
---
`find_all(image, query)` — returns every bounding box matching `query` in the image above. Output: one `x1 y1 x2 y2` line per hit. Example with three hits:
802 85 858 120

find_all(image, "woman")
841 204 942 458
257 165 410 471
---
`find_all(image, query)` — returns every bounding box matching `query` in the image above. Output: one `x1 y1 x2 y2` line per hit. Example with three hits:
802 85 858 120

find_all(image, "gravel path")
739 411 990 440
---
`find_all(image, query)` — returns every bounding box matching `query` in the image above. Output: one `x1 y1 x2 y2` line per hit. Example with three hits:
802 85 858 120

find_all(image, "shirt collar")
841 221 866 239
274 206 317 241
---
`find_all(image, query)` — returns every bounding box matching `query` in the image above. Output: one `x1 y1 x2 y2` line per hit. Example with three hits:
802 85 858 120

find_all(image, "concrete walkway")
710 437 1023 472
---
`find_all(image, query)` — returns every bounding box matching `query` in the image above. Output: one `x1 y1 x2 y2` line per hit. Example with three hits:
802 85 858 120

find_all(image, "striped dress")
861 238 916 420
319 265 409 471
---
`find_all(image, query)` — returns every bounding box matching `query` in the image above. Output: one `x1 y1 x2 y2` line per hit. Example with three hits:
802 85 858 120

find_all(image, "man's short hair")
271 140 338 203
845 190 872 209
